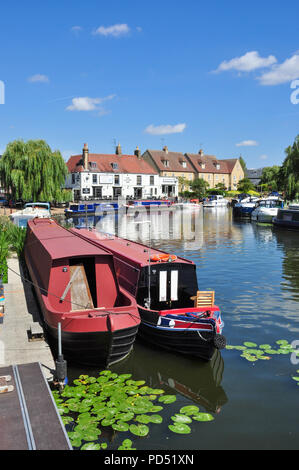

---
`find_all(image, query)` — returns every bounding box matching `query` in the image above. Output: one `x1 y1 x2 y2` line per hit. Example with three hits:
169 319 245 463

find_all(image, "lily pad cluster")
169 406 214 434
225 339 297 362
52 370 176 450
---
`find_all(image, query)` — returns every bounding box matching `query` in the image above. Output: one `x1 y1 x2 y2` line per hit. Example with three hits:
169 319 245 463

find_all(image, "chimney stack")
198 149 204 157
163 145 168 154
115 142 122 155
134 146 141 159
83 143 89 170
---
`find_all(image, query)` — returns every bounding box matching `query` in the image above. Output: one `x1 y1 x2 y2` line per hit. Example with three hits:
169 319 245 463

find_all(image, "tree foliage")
237 177 255 193
189 178 209 197
281 135 299 200
0 139 71 202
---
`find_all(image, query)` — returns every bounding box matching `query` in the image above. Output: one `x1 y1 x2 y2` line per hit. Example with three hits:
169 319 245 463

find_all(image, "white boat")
203 195 228 208
174 199 201 210
251 197 284 223
10 202 51 228
232 196 260 218
273 203 299 229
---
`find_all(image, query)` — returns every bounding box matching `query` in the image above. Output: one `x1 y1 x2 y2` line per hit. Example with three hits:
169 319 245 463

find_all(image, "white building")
65 144 178 201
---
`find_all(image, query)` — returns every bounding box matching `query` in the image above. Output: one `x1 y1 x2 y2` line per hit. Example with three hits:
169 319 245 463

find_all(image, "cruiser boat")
24 218 140 366
273 203 299 229
232 196 260 218
203 195 228 208
251 197 284 223
70 228 226 361
10 202 51 228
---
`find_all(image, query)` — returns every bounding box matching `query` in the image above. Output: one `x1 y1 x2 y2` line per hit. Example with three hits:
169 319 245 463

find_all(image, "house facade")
65 144 178 201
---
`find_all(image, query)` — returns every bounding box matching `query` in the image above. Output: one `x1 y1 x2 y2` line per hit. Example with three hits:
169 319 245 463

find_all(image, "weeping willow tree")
0 139 72 202
281 135 299 200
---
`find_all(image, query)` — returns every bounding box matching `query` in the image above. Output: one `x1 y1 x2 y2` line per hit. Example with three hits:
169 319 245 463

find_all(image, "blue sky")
0 0 298 168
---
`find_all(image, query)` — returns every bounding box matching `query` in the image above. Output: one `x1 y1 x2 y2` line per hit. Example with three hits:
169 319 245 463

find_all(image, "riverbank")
0 255 55 380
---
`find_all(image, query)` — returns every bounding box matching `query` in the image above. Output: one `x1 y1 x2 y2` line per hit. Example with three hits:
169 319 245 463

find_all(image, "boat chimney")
83 143 89 170
115 142 122 155
134 146 141 159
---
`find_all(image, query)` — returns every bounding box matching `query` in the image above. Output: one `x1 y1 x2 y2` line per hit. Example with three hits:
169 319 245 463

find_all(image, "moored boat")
232 196 259 218
69 228 226 361
24 218 140 366
10 202 51 228
203 195 228 208
273 205 299 229
251 196 284 223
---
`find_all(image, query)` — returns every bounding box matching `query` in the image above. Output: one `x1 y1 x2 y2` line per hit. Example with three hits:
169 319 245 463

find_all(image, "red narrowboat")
24 219 140 366
70 227 226 361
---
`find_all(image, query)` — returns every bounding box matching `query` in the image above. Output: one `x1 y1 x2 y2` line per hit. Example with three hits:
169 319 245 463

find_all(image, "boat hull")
137 306 225 361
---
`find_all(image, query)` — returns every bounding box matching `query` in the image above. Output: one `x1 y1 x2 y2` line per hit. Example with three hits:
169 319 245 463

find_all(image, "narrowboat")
70 228 226 361
24 219 140 366
65 202 118 216
10 202 51 228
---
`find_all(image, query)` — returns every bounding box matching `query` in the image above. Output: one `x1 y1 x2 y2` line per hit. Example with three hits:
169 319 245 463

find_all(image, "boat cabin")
70 228 199 311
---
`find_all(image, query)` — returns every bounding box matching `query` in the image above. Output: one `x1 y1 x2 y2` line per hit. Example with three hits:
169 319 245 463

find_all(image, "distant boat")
273 203 299 229
10 202 51 228
124 200 174 213
174 199 201 210
251 196 284 223
65 202 118 216
24 218 140 366
203 195 228 208
70 228 226 361
232 196 260 218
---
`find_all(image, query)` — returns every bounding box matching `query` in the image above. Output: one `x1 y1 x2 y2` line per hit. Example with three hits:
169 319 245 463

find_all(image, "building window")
137 175 142 185
92 174 97 184
90 162 97 169
181 161 187 168
72 173 75 184
150 175 154 185
114 175 120 185
111 162 119 170
163 160 169 167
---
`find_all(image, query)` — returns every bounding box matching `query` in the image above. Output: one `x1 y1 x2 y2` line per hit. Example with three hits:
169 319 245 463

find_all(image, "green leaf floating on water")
243 342 257 348
168 423 191 434
171 414 192 424
80 442 102 450
158 395 177 404
192 413 214 422
180 405 199 416
112 421 130 432
129 424 149 437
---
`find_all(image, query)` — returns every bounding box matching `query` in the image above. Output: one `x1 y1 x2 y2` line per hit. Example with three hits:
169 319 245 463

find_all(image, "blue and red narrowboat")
24 219 140 366
70 228 226 361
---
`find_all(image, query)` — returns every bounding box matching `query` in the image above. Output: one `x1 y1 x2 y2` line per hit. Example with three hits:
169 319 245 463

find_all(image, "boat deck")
0 362 72 450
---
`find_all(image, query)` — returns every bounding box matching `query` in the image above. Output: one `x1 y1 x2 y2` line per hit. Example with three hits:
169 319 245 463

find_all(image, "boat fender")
213 334 226 350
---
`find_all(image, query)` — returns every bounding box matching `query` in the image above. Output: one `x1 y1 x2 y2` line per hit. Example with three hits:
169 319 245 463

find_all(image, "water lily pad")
158 395 177 404
276 340 289 345
129 423 149 437
292 376 299 381
112 421 130 432
168 423 191 434
115 412 135 422
149 414 163 424
101 417 115 426
180 405 199 416
80 442 101 450
135 414 151 424
259 344 272 349
243 342 257 348
192 412 214 421
171 414 192 424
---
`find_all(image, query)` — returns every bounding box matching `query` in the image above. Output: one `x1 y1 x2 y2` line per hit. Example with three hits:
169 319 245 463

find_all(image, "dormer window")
199 162 205 169
89 162 97 169
111 162 119 170
181 161 187 168
216 163 220 170
163 160 169 167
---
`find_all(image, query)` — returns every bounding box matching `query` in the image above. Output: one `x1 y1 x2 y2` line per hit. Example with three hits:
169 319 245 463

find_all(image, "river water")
57 206 299 450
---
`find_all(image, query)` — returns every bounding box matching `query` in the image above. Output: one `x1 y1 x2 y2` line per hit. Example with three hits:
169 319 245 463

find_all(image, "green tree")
237 177 255 193
0 139 72 203
189 178 209 198
260 166 281 191
239 156 247 173
281 135 299 200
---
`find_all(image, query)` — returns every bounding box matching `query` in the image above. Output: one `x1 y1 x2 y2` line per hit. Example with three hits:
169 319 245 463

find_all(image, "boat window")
170 270 178 301
159 271 167 302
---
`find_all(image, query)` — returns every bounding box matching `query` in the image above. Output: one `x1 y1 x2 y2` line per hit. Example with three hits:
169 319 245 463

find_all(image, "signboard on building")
99 175 114 184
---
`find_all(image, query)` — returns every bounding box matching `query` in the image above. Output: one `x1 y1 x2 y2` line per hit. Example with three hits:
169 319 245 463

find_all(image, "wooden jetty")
0 362 72 450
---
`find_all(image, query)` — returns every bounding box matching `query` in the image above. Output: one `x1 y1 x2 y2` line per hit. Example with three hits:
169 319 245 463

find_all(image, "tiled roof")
66 153 157 175
185 154 238 174
145 149 195 173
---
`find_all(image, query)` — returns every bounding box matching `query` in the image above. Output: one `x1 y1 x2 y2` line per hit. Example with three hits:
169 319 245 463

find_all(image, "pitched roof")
66 153 157 175
185 153 238 174
145 149 195 173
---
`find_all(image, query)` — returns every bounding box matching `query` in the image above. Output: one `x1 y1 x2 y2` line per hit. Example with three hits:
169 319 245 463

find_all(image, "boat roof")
27 219 111 260
70 228 193 268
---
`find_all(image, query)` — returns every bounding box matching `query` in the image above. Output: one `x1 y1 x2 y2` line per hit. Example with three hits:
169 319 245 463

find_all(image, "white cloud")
28 74 49 83
71 26 83 33
145 123 187 135
93 23 130 37
236 140 259 147
66 95 116 112
258 53 299 85
260 154 268 160
215 51 277 73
